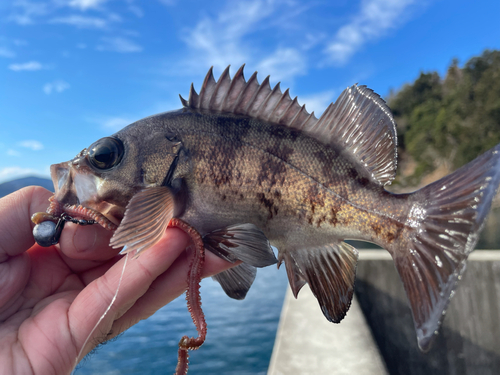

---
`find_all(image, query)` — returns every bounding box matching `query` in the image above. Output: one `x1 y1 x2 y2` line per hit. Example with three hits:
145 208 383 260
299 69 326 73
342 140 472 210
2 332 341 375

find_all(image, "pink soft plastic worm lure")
168 218 207 375
60 204 117 231
40 195 117 231
31 195 117 247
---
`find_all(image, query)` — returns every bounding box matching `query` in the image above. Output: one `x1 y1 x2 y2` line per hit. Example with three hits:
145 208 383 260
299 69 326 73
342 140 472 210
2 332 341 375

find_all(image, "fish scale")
179 112 408 245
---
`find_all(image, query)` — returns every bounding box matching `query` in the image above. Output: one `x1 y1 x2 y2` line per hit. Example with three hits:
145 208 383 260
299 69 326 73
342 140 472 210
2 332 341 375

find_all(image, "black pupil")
89 138 123 170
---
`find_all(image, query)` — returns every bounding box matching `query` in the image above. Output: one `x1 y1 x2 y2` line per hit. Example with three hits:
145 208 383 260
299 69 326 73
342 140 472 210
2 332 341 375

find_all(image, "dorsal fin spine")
313 102 334 135
267 84 287 121
301 111 316 131
247 75 270 116
226 65 246 111
216 66 234 109
289 104 307 128
179 94 188 107
188 83 199 108
278 95 298 124
199 67 215 108
257 82 281 119
233 71 258 113
272 88 290 123
209 66 231 110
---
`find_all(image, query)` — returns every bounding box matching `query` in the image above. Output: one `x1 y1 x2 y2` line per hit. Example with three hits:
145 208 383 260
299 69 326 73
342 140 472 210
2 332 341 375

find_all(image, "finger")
0 186 53 259
0 252 30 316
51 223 118 274
58 222 117 261
108 247 236 336
0 187 53 313
68 227 190 359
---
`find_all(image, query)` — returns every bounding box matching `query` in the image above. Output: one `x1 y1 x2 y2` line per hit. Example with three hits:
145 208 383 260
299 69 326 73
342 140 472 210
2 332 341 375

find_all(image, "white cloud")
68 0 108 11
181 0 309 84
0 166 50 183
10 0 121 27
0 48 15 58
9 0 49 25
43 80 70 94
97 37 142 53
8 61 43 71
325 0 415 64
49 15 109 28
7 149 21 157
183 1 275 72
19 140 44 151
256 48 306 82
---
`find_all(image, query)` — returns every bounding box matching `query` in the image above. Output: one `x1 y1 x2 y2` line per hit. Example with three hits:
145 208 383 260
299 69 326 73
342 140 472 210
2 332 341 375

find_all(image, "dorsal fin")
316 85 398 185
180 65 398 186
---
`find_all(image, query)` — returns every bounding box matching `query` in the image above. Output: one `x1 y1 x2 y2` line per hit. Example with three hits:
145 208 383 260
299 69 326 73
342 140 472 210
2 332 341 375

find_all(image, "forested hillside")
388 49 500 187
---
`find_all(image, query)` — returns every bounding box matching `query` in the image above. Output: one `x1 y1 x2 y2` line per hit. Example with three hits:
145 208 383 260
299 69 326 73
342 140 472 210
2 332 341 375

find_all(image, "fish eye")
88 137 124 170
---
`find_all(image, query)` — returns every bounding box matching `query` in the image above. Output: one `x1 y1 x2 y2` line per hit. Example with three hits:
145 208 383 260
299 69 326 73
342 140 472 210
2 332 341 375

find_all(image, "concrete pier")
268 285 388 374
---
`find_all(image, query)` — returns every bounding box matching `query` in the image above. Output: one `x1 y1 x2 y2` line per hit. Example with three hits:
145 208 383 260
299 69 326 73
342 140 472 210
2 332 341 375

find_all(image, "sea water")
75 265 289 375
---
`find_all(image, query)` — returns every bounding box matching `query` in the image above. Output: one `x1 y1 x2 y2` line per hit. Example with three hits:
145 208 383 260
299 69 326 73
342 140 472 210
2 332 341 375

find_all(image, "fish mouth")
49 161 124 230
46 196 118 231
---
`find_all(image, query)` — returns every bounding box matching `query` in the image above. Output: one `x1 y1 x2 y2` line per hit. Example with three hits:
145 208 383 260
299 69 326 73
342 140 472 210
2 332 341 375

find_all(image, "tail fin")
392 144 500 351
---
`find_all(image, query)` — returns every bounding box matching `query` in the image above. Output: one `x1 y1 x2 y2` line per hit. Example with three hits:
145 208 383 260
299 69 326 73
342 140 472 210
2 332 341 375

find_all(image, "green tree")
388 50 500 184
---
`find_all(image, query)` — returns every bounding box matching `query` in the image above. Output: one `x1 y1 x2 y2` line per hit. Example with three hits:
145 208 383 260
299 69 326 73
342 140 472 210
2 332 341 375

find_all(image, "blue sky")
1 0 499 183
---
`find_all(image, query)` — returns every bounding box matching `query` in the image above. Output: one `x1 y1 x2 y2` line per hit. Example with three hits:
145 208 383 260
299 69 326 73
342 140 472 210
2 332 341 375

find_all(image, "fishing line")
71 252 130 374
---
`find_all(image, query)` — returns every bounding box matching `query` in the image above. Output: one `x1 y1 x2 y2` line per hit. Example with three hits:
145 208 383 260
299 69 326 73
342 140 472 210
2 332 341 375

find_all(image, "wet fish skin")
49 66 500 355
154 110 406 248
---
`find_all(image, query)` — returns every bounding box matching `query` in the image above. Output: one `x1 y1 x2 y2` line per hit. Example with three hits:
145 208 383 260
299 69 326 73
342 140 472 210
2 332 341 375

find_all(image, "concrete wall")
356 250 500 375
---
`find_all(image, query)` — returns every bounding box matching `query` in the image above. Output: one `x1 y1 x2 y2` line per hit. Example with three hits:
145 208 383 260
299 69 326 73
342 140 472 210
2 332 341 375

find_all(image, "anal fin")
280 242 359 323
212 263 257 300
281 251 307 298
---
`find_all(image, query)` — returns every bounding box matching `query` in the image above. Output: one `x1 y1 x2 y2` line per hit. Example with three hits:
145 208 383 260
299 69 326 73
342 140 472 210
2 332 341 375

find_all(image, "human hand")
0 186 234 375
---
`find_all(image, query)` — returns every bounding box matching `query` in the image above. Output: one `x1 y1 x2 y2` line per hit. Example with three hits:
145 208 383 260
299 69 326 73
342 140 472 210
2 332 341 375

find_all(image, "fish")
34 65 500 373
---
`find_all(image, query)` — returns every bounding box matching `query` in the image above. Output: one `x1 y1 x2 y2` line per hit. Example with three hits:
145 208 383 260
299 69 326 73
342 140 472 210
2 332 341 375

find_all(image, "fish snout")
50 162 79 206
51 162 70 194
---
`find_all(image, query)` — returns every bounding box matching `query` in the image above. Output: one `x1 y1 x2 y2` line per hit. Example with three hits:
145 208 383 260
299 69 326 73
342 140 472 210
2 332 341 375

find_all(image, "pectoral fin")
212 263 257 300
281 242 358 323
110 186 174 256
203 223 277 267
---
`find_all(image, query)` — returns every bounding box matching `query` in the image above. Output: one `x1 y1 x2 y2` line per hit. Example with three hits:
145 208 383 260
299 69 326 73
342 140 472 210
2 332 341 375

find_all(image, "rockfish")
34 66 500 373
